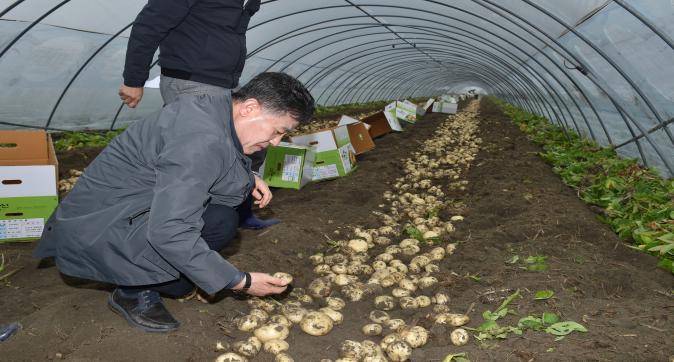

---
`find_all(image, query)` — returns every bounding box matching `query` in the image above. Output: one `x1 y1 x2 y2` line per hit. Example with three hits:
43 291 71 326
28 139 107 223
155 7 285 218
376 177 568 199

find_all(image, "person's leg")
111 203 239 332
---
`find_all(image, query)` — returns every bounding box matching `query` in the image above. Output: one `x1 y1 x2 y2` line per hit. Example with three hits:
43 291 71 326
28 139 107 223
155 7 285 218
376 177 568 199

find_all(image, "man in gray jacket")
35 72 315 333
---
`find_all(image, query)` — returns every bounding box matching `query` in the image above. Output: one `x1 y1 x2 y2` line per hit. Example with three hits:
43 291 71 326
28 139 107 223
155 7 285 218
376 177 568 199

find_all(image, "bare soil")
0 98 672 362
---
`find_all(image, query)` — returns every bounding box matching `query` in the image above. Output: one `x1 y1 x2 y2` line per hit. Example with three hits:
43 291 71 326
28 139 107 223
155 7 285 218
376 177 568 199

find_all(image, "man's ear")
238 98 261 118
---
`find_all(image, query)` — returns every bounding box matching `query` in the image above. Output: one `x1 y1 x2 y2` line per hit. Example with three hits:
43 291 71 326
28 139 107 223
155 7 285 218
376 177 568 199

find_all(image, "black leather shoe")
108 288 180 332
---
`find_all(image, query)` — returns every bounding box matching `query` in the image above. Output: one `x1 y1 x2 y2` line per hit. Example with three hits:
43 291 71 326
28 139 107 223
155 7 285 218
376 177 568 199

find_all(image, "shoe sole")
107 293 179 333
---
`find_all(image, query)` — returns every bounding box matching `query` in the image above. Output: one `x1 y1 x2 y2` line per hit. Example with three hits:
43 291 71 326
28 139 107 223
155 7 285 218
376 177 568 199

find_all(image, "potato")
309 253 324 265
300 311 334 336
450 215 464 222
415 295 432 308
372 260 387 271
410 255 431 268
331 263 348 274
314 264 332 274
446 243 457 255
450 328 469 346
428 247 445 261
386 341 413 362
424 264 440 274
399 297 419 310
379 333 401 350
391 288 411 298
401 244 421 256
422 230 439 240
215 341 229 352
324 253 348 265
236 315 261 332
385 245 402 254
254 323 289 342
374 236 392 245
374 296 396 311
384 318 406 331
324 296 346 311
399 326 429 348
339 340 364 360
333 273 352 286
362 323 383 336
434 313 470 327
398 279 417 292
283 300 302 309
275 353 294 362
375 253 394 262
283 306 308 324
432 304 450 313
269 315 292 328
341 283 365 302
444 223 455 233
308 278 332 298
369 310 390 323
348 239 369 253
297 294 314 304
399 238 419 248
249 309 269 322
380 277 396 288
272 272 293 285
263 339 289 354
433 292 449 305
418 276 438 289
247 298 276 313
233 336 261 358
319 307 344 325
215 352 248 362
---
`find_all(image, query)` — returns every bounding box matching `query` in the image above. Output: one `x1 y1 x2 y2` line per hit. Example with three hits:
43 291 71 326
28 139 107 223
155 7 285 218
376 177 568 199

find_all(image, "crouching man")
34 72 315 332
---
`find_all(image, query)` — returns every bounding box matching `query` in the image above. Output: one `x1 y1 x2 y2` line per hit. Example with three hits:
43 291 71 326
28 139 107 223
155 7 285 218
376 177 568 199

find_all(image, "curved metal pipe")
0 0 25 18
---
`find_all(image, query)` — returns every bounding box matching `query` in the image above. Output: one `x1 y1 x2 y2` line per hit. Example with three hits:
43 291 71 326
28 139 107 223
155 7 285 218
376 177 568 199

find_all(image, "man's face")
232 98 299 155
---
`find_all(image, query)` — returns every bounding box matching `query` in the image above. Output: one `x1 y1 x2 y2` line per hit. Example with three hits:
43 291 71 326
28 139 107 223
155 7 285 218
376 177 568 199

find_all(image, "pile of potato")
215 102 482 362
289 111 379 137
57 169 82 192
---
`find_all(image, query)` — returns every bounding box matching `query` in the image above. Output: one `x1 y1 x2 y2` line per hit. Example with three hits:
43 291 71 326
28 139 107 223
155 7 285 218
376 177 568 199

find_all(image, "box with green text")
291 126 357 182
260 142 315 190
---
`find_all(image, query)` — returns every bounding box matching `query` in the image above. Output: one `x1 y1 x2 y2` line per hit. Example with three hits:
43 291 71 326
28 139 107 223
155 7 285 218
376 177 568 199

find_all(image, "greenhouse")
0 1 672 361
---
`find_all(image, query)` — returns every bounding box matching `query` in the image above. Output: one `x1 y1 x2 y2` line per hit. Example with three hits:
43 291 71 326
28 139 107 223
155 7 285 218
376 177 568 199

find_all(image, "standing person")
119 0 276 229
118 0 260 108
35 72 315 333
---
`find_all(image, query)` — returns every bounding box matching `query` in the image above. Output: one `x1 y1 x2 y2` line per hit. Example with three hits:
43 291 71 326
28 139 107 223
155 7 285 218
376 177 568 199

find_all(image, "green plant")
498 99 674 274
53 129 125 151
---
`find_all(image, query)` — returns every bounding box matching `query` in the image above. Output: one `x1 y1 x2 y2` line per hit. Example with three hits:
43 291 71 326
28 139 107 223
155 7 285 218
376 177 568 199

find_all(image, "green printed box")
260 142 315 190
291 125 357 182
0 196 59 241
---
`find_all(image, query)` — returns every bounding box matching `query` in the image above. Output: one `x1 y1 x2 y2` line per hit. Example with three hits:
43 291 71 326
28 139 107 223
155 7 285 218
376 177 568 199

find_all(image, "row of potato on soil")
216 102 482 362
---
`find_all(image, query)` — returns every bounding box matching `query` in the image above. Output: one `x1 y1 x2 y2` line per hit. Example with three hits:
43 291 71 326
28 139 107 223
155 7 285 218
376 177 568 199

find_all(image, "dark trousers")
122 203 238 297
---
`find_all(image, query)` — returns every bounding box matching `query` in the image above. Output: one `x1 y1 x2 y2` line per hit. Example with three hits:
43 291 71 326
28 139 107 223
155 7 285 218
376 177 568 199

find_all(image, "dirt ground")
1 98 672 362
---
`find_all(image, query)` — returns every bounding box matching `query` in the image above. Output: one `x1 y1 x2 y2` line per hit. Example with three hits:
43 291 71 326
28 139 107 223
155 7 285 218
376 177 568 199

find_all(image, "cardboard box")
337 115 375 155
291 126 357 182
260 142 315 190
361 111 396 138
418 98 435 116
0 130 59 242
385 101 416 125
432 101 458 114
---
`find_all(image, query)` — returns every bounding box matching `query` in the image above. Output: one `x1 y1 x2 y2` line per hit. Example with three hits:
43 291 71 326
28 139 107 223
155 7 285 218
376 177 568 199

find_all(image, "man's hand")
251 175 272 208
232 272 288 296
119 85 144 108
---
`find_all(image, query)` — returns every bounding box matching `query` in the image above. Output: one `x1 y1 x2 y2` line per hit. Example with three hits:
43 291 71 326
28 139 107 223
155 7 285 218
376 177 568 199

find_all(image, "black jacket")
123 0 260 88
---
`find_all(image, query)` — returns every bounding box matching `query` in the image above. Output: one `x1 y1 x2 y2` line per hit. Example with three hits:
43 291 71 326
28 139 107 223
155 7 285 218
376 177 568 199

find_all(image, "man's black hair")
233 72 315 124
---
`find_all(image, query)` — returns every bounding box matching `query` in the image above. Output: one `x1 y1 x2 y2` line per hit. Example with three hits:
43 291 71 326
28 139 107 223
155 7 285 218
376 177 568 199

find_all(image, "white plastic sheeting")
0 0 672 177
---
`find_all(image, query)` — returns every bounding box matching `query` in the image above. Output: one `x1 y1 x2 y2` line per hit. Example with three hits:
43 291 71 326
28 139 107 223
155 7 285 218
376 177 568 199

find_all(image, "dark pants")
122 203 238 297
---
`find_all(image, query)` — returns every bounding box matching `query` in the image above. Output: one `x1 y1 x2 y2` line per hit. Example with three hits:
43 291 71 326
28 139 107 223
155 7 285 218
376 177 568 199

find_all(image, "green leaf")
534 290 555 300
545 321 588 336
554 336 565 341
477 320 499 332
506 255 520 264
542 312 560 325
443 353 470 362
546 347 555 352
518 316 543 330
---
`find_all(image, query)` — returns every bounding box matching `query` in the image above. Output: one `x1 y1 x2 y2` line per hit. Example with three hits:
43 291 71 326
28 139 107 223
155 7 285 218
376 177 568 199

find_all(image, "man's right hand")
119 85 144 108
232 272 288 296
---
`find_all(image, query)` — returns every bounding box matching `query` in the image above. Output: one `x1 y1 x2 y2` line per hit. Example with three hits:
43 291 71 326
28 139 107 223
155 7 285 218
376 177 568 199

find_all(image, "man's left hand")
252 175 272 208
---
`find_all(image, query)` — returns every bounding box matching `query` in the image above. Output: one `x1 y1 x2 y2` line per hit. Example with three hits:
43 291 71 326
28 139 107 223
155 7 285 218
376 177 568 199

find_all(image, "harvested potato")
422 230 439 240
340 340 364 360
300 311 334 336
324 296 346 310
424 264 440 274
417 276 438 289
275 353 294 362
308 278 332 298
254 323 289 342
324 253 348 265
379 333 401 350
297 294 314 304
428 247 445 261
399 326 429 348
374 236 392 245
333 273 352 286
401 244 421 256
386 341 413 362
215 341 229 352
332 264 348 274
445 243 457 255
269 315 292 328
434 313 470 327
263 339 289 354
272 272 293 285
369 310 390 323
309 254 324 265
398 279 417 292
450 328 469 346
362 323 383 336
410 255 431 268
384 318 406 331
372 260 387 270
391 288 411 298
233 336 261 358
433 292 449 305
215 352 248 362
247 298 276 313
399 238 419 248
319 307 344 324
432 304 450 313
314 264 331 274
375 253 394 262
374 296 396 311
236 315 261 332
348 239 369 253
399 297 419 310
283 306 308 324
415 295 432 308
341 283 365 302
249 309 269 322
